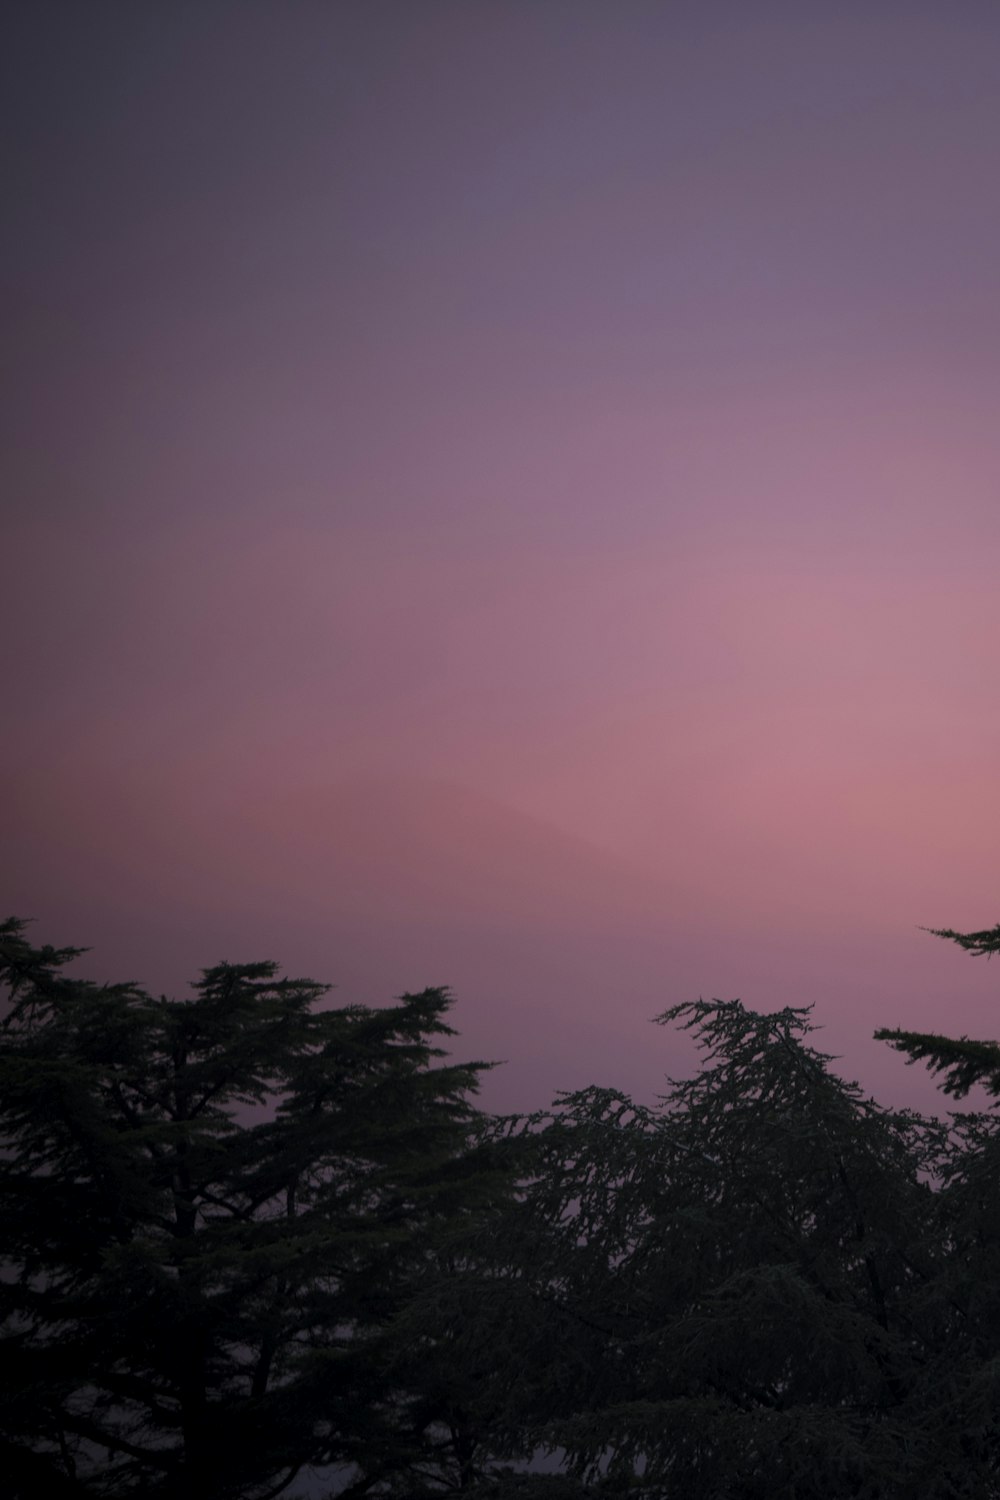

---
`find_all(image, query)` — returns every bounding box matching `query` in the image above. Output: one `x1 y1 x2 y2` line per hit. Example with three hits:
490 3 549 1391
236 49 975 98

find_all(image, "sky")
4 1 1000 1114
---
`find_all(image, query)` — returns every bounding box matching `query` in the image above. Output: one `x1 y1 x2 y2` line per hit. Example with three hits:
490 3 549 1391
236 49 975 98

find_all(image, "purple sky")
5 3 1000 1113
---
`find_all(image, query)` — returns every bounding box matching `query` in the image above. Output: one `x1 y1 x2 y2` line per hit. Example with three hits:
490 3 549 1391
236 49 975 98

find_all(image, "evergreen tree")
12 913 1000 1498
462 1000 978 1497
0 918 497 1500
876 923 1000 1097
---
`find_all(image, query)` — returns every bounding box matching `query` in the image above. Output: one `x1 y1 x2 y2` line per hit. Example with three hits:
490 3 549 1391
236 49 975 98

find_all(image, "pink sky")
5 4 1000 1113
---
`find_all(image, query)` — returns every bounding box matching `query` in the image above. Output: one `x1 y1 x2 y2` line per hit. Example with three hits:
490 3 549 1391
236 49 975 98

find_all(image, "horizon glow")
5 4 1000 1113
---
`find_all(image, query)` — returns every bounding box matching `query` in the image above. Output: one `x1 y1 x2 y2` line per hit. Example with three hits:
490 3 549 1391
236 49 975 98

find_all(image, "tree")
458 999 985 1498
871 920 1000 1498
0 918 499 1500
12 912 1000 1499
876 923 1000 1098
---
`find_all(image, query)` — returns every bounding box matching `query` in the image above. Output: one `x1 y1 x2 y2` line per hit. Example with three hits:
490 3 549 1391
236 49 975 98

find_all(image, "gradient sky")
5 2 1000 1113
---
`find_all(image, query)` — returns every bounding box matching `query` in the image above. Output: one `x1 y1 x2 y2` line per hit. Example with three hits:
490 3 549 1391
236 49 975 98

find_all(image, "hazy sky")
5 2 1000 1112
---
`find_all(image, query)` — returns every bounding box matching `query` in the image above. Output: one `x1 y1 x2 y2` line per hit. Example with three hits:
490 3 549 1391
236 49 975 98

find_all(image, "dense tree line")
3 916 1000 1497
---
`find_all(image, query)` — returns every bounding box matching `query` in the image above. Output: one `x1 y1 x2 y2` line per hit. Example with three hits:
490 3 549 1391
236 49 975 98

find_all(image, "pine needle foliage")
12 915 1000 1497
464 1000 975 1498
875 923 1000 1097
0 918 499 1500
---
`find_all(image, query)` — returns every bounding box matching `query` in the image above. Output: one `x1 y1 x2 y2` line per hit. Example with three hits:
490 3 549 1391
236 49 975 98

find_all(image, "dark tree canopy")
0 918 501 1499
7 916 1000 1499
463 1002 959 1497
876 922 1000 1097
430 928 1000 1496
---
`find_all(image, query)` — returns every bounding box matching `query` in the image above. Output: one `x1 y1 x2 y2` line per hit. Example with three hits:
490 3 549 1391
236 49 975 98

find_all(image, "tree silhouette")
10 915 1000 1497
0 919 498 1499
876 923 1000 1097
463 1000 963 1497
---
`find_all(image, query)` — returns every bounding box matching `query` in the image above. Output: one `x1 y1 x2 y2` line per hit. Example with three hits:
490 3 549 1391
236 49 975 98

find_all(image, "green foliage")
0 918 499 1499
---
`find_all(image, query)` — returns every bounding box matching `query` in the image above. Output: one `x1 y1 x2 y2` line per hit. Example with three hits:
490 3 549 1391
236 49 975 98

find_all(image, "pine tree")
0 918 497 1499
464 1000 971 1497
875 923 1000 1097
